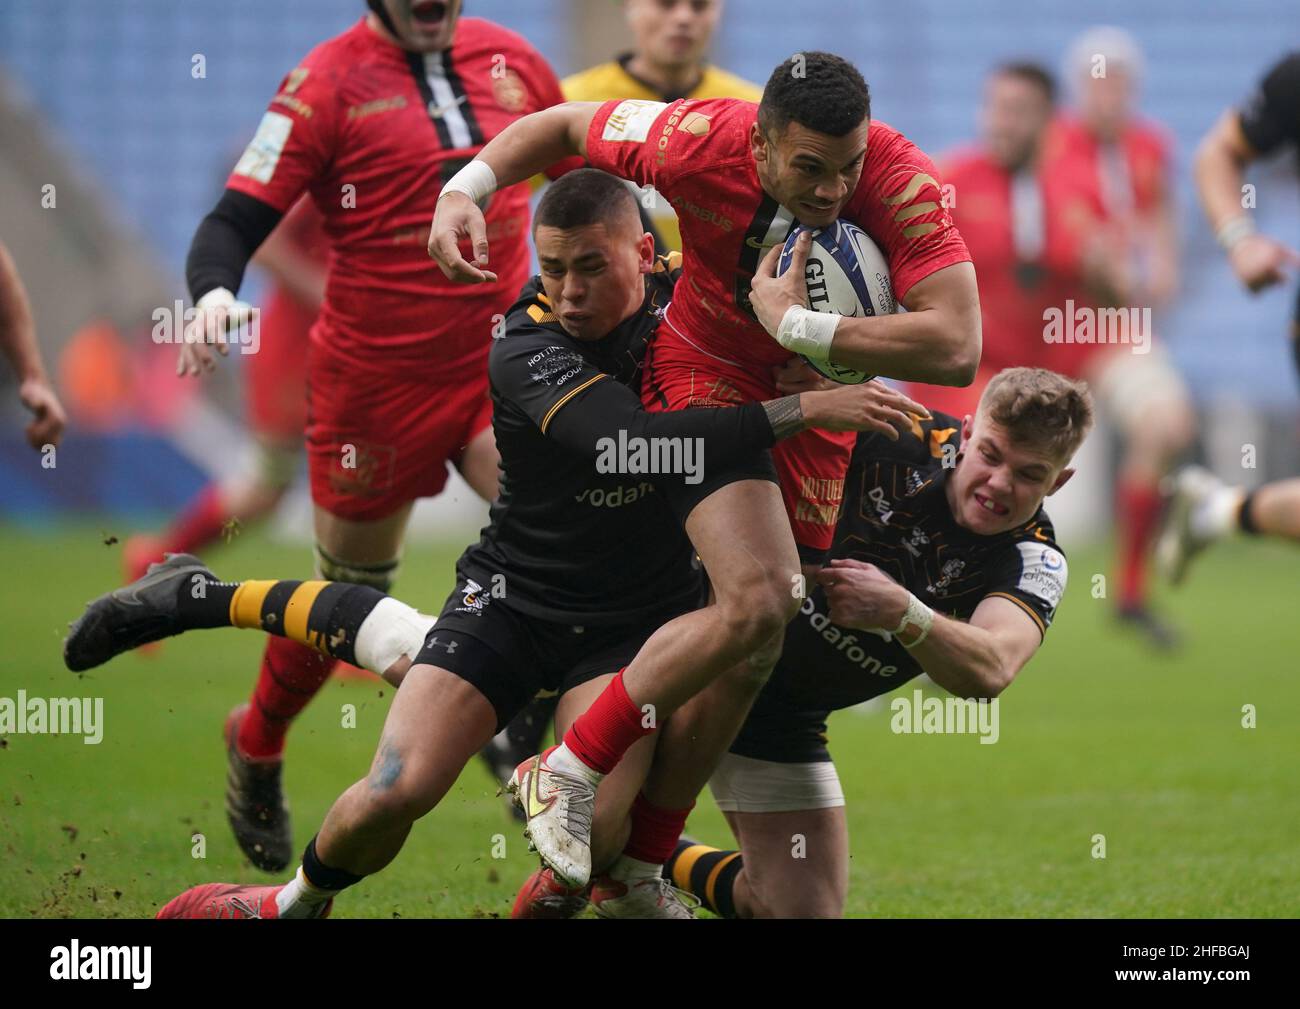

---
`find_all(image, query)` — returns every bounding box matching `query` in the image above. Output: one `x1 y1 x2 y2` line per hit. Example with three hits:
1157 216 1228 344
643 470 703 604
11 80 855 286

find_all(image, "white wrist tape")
1215 215 1256 252
196 287 235 311
440 160 498 207
893 592 934 649
775 305 840 361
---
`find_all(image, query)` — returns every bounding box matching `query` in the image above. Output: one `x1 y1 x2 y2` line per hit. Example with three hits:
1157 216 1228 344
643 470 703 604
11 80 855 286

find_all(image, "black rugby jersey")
1238 53 1300 159
762 412 1068 713
458 257 775 624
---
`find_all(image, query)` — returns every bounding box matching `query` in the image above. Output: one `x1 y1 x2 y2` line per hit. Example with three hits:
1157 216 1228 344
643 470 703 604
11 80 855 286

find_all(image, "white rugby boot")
505 746 596 888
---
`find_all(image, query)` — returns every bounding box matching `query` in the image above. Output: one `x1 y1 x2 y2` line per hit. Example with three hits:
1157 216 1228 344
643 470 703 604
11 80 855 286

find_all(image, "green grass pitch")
1 520 1296 918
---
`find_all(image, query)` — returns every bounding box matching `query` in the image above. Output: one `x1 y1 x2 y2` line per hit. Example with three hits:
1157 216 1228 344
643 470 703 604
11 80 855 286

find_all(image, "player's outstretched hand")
177 288 257 377
800 379 929 438
19 376 66 449
428 192 497 284
817 558 908 632
1229 233 1300 293
750 231 811 337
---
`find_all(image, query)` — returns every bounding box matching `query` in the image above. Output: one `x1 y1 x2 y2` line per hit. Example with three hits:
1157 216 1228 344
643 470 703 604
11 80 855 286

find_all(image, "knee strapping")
314 543 400 592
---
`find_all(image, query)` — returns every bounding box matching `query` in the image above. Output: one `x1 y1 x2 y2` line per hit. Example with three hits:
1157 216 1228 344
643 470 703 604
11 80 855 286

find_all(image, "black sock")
175 573 239 628
1237 490 1261 535
664 839 743 918
176 576 386 665
301 835 365 893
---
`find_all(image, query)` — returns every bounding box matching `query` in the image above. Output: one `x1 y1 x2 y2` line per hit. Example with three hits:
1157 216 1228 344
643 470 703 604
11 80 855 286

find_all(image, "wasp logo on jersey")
927 557 966 596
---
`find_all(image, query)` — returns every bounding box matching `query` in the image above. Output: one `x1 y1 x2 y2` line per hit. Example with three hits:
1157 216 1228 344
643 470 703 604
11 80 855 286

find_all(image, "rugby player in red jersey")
907 64 1103 419
178 0 577 871
1041 28 1196 648
430 52 981 886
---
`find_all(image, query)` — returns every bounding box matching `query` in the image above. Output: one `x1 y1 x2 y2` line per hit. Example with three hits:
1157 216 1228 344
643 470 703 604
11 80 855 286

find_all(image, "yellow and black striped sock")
664 838 743 918
180 577 386 665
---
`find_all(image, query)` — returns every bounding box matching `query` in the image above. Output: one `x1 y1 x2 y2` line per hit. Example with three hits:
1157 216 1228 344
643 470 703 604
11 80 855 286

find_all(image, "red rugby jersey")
938 145 1103 375
586 97 971 372
226 17 572 376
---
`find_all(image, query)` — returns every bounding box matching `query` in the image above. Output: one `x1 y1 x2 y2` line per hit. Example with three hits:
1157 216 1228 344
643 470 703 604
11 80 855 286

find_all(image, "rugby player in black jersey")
647 367 1092 918
1159 51 1300 581
63 168 922 919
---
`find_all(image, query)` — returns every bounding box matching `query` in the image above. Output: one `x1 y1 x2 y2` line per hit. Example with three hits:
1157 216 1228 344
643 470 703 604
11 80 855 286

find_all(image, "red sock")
161 484 229 555
237 636 335 759
623 792 693 865
1117 478 1163 608
561 671 653 775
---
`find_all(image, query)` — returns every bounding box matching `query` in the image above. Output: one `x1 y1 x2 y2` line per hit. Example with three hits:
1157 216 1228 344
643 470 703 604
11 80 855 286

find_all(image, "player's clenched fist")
817 558 909 632
428 190 497 284
799 379 929 439
177 288 257 377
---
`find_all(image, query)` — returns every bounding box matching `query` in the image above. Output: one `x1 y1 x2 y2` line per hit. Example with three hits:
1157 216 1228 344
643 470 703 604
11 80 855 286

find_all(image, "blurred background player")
0 238 66 451
913 35 1194 649
563 0 761 251
1044 27 1196 646
123 196 326 583
1158 51 1300 583
480 0 765 805
177 0 575 873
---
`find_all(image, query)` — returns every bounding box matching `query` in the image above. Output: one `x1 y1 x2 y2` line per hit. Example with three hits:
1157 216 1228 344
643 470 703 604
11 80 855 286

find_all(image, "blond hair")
976 367 1094 462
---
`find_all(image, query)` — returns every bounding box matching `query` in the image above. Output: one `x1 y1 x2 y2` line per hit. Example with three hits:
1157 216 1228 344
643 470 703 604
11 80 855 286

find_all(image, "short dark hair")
533 167 639 233
758 52 870 138
993 62 1057 104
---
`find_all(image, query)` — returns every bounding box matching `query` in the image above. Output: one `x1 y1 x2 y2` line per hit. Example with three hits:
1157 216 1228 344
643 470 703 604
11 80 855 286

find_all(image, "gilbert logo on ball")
777 220 896 384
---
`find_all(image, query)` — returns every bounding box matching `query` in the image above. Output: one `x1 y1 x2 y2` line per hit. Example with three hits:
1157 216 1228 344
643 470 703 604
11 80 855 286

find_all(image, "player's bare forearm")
909 616 1011 699
474 102 599 188
1193 111 1255 233
912 597 1042 699
828 262 981 385
0 239 44 383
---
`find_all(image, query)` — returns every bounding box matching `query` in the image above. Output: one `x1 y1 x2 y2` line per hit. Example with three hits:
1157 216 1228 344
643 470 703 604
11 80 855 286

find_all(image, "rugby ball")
776 219 897 384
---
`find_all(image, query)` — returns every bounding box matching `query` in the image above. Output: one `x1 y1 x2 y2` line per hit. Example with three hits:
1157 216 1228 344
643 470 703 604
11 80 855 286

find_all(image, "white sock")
546 742 604 786
1189 486 1245 541
608 854 662 883
276 867 337 919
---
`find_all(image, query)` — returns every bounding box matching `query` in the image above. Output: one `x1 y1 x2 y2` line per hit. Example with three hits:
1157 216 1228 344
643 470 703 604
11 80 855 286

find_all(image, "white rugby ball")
776 219 897 384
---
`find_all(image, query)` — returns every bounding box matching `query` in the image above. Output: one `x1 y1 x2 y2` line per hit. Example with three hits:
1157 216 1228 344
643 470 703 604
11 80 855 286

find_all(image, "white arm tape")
439 160 499 208
894 592 934 649
1215 215 1256 251
354 597 437 676
196 287 235 311
775 305 840 361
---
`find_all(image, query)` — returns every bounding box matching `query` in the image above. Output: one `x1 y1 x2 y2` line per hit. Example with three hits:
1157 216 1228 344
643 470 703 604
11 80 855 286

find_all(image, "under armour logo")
425 635 458 654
